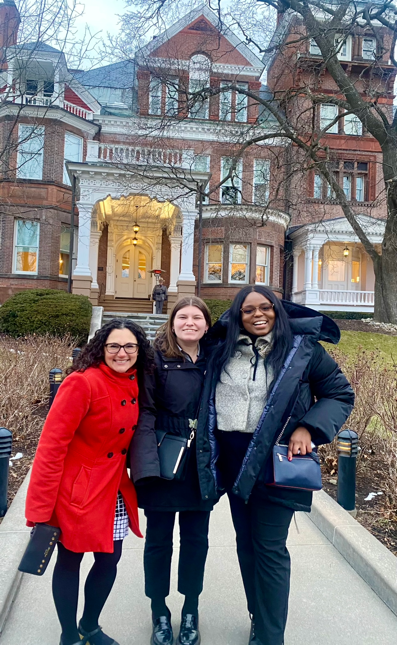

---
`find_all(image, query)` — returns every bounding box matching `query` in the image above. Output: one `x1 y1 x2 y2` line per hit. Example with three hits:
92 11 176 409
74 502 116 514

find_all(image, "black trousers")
144 510 210 601
217 430 294 645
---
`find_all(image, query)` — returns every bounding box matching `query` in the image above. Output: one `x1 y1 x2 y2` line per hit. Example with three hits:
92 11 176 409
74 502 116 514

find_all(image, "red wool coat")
25 362 143 553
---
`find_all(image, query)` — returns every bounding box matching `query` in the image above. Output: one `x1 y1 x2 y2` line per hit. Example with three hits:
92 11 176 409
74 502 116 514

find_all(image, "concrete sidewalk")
2 496 397 645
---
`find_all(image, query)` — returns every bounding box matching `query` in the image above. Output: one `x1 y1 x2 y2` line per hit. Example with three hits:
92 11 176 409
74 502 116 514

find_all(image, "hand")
288 426 312 461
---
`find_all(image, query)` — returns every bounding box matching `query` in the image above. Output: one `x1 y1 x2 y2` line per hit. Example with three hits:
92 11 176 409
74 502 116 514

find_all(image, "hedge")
204 299 232 324
319 311 373 320
0 289 92 342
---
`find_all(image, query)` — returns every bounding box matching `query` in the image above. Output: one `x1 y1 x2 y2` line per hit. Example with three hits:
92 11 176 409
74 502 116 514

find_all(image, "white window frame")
314 173 323 198
320 104 339 134
343 174 352 200
253 159 270 205
59 226 71 277
362 37 377 60
149 75 162 116
344 112 363 136
221 157 242 204
355 176 365 202
17 124 45 179
189 54 210 120
235 82 248 123
219 81 232 121
204 243 223 283
256 245 271 285
335 35 352 61
13 220 40 275
165 76 179 116
63 132 83 184
229 243 250 284
194 155 210 204
309 39 321 55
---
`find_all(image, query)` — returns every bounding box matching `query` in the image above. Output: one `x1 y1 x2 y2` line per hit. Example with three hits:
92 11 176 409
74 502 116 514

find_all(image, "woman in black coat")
130 296 216 645
196 285 354 645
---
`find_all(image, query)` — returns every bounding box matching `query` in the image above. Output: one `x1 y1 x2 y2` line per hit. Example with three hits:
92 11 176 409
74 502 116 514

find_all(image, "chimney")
0 1 21 70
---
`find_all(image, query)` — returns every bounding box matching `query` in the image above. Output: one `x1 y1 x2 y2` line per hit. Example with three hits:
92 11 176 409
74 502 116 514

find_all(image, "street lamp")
49 368 63 409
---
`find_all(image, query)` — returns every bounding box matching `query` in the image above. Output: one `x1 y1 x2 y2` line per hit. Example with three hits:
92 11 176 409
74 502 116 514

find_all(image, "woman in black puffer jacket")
130 296 217 645
195 285 354 645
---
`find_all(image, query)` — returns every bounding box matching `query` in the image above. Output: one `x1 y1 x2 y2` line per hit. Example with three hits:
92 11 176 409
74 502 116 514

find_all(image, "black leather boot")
151 615 174 645
177 614 200 645
248 615 262 645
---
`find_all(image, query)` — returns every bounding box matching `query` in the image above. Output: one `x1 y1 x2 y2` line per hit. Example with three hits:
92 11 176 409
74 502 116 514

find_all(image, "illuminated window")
229 243 249 284
205 244 223 282
256 245 270 285
14 220 39 274
138 252 146 280
121 250 130 278
59 227 71 276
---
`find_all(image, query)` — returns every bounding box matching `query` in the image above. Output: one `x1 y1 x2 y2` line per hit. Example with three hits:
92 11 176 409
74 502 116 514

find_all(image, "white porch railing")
63 100 93 120
319 290 374 306
86 140 193 169
12 94 58 107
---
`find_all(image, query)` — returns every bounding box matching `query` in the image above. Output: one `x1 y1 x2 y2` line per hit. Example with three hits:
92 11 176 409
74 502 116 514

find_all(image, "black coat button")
129 374 135 380
121 400 126 406
131 398 136 404
121 448 127 455
119 428 125 434
132 425 137 431
107 452 113 458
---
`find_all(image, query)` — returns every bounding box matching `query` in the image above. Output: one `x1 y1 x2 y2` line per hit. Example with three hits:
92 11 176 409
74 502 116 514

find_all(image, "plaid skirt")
113 491 129 541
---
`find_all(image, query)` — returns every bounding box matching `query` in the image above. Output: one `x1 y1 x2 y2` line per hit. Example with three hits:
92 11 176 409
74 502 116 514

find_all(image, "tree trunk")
373 175 397 322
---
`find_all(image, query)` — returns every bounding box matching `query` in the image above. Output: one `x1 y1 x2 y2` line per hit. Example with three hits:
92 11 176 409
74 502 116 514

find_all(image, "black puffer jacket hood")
212 300 340 345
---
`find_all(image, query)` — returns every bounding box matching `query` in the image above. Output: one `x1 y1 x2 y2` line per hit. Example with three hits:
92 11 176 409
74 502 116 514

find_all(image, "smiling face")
104 328 138 373
241 291 276 337
172 305 209 346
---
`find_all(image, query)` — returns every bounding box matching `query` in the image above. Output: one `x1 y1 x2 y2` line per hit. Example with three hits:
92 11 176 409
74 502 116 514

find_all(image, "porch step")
101 298 153 314
102 312 168 342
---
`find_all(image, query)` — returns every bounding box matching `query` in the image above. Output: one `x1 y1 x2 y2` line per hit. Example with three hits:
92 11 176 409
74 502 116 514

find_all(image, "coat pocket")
70 466 92 508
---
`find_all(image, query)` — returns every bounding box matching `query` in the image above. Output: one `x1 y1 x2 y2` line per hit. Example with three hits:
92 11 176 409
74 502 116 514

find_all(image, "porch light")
133 223 140 234
132 237 138 246
343 246 350 257
318 259 322 266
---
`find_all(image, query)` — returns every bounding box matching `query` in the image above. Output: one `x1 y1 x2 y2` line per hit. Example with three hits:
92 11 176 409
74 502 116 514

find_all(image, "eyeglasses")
104 343 139 355
240 304 275 316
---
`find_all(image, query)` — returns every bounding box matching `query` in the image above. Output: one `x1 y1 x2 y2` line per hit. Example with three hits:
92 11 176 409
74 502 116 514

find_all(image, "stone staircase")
102 311 168 342
100 297 153 314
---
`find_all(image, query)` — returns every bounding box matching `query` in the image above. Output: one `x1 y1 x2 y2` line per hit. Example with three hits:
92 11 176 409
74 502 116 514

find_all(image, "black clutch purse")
155 430 193 480
18 523 61 576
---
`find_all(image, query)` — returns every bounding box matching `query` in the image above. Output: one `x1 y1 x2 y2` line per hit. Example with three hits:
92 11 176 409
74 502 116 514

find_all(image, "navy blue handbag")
267 444 322 491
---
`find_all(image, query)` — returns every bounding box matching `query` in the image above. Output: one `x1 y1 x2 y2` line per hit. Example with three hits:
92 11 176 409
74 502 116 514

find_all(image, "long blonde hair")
154 296 211 359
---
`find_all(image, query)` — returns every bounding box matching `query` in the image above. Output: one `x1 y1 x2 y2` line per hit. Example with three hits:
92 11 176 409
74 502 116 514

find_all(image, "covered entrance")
115 244 151 298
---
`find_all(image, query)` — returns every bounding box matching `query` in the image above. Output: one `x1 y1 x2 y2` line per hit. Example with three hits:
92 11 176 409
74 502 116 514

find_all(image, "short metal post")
72 348 81 364
49 368 63 409
337 429 359 513
0 428 12 517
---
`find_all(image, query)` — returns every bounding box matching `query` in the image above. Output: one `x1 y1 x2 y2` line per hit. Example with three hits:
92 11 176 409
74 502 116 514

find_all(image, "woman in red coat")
25 319 154 645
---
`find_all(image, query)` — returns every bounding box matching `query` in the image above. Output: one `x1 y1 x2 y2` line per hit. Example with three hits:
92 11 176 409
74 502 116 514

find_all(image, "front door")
115 246 150 298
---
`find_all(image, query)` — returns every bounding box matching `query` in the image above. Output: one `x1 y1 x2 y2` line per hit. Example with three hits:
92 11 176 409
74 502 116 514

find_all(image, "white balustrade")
97 144 187 168
63 100 93 120
319 290 374 306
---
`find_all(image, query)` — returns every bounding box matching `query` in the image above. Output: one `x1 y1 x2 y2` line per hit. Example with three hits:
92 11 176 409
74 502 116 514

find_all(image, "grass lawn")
333 330 397 363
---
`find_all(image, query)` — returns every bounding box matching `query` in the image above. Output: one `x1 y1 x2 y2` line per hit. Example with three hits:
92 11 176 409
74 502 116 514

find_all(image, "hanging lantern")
343 246 349 257
133 223 140 234
132 237 138 246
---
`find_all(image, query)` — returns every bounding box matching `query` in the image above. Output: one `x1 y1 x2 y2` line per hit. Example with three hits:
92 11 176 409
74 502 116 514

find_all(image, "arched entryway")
115 244 151 298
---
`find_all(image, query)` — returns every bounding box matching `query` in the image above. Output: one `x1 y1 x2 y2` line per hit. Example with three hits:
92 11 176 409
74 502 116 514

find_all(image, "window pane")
232 244 248 263
314 174 322 198
352 260 360 283
310 39 321 55
17 125 44 179
220 83 232 121
356 176 364 201
122 250 130 278
357 162 368 171
194 155 209 172
343 175 352 199
15 220 39 273
59 252 69 276
256 245 269 265
189 78 209 119
64 133 82 184
149 76 162 115
26 79 38 95
254 159 270 205
363 38 376 59
138 252 146 279
235 83 248 122
208 244 222 262
16 220 39 246
230 264 246 281
344 113 362 136
16 248 37 272
320 104 338 133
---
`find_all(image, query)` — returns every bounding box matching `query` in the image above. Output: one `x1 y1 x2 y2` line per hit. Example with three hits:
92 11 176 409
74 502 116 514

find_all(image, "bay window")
14 220 40 274
229 243 249 283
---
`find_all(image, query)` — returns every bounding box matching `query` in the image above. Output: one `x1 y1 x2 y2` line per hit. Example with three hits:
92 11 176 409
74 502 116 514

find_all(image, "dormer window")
362 37 376 60
43 81 54 97
26 79 38 96
189 54 211 119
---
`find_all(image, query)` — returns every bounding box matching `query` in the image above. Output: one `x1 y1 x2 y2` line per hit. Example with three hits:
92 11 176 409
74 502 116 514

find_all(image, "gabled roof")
73 60 135 89
138 3 264 70
15 42 62 54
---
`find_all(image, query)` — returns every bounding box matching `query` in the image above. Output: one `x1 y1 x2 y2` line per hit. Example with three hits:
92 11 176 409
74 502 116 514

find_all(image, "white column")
73 204 93 278
169 234 182 293
89 223 101 290
312 246 320 290
304 246 313 290
292 248 301 294
106 225 115 296
178 211 197 282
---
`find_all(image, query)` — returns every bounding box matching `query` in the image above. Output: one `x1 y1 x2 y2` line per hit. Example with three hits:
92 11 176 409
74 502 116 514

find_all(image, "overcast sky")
76 0 124 39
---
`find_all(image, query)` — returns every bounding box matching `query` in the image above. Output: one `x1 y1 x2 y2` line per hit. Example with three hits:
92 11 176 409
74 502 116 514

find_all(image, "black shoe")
248 616 262 645
78 622 119 645
177 614 200 645
59 639 82 645
151 615 174 645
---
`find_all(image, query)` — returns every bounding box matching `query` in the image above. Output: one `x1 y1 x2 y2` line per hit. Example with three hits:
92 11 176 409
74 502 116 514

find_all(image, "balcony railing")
86 140 194 169
63 100 93 120
319 290 374 306
12 93 59 107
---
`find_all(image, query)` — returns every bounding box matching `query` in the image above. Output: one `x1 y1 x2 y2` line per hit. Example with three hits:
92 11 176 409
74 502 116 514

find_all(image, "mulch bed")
334 319 397 335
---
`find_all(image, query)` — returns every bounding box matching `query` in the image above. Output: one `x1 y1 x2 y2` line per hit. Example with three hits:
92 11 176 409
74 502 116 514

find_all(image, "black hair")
67 318 155 379
212 285 293 388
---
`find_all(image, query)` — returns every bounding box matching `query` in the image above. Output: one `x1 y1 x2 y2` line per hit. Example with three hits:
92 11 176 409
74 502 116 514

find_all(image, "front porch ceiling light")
132 236 138 246
133 223 140 234
343 246 350 257
318 259 322 266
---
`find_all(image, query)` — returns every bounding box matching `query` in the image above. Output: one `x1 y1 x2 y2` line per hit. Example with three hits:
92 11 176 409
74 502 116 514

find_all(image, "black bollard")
0 428 12 517
49 368 63 410
337 429 359 512
72 347 81 364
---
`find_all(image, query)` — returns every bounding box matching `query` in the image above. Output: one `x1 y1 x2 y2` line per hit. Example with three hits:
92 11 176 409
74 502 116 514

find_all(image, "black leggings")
52 540 123 645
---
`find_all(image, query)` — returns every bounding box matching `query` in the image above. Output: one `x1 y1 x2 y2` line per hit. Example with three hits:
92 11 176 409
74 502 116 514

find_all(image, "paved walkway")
2 496 397 645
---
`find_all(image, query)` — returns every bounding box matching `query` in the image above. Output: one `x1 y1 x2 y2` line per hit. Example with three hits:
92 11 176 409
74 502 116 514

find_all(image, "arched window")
189 54 211 119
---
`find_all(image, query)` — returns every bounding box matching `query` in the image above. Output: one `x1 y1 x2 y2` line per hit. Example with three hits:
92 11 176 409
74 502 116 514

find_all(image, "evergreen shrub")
204 299 232 324
319 311 373 320
0 289 92 341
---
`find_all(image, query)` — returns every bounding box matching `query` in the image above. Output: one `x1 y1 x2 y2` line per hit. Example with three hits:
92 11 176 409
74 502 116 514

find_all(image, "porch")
289 215 385 312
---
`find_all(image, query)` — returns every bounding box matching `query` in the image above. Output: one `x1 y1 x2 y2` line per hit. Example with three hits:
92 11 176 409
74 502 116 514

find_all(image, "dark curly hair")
67 318 155 378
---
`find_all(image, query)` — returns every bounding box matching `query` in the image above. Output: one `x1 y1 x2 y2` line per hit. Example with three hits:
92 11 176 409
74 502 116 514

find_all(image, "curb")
308 489 397 616
0 471 30 634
